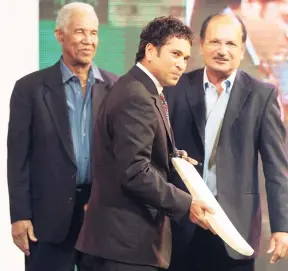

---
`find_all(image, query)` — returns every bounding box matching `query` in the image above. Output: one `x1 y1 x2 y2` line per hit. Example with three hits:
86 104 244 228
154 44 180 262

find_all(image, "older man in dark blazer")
76 16 214 271
7 3 117 271
164 12 288 271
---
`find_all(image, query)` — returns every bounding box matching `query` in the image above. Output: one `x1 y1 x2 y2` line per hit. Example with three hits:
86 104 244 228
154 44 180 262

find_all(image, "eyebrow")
209 38 236 43
75 27 98 32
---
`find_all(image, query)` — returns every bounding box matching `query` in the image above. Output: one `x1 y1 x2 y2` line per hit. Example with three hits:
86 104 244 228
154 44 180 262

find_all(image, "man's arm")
7 80 37 255
7 80 32 223
259 87 288 262
110 83 192 222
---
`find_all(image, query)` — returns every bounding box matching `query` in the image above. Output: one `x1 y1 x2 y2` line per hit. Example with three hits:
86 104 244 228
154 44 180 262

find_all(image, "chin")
165 82 177 87
211 64 231 73
78 58 93 65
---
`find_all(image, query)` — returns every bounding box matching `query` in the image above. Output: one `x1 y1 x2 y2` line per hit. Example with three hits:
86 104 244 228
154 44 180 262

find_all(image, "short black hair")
200 12 247 43
135 16 194 63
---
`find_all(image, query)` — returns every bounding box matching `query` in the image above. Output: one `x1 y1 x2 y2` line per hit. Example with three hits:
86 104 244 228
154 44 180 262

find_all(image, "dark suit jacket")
76 66 192 268
164 68 288 259
7 61 118 243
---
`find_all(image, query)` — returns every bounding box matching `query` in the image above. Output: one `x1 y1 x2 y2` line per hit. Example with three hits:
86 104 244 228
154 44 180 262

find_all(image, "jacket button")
68 197 73 204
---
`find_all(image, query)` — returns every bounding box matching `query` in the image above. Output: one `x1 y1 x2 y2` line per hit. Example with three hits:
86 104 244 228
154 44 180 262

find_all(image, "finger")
280 247 288 259
192 216 209 230
190 215 206 229
28 226 38 242
196 220 209 230
206 220 217 235
22 235 30 256
201 219 215 234
209 226 217 235
178 150 188 158
186 157 198 165
14 235 30 255
270 244 283 264
198 203 215 215
267 238 276 254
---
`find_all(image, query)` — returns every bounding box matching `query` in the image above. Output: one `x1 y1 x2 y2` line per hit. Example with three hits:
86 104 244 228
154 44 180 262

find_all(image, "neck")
206 68 232 94
139 60 163 87
62 57 91 83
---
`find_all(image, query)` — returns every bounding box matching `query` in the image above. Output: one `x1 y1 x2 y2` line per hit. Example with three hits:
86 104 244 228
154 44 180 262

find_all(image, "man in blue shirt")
7 2 117 271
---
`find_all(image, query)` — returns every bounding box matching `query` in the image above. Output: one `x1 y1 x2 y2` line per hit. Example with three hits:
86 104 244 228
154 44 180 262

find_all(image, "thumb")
201 203 215 215
27 225 38 242
267 238 276 254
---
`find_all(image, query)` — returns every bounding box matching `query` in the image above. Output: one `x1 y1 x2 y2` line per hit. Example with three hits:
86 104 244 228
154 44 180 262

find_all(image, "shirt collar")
203 66 237 94
60 58 104 84
136 62 163 95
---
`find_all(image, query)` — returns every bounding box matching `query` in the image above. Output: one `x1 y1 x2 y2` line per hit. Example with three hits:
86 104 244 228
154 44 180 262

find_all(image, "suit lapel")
185 69 206 147
43 62 76 166
92 80 111 122
220 70 251 134
130 66 173 145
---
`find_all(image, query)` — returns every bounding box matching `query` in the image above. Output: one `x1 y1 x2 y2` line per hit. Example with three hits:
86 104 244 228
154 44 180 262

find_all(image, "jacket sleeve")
7 80 33 223
259 87 288 233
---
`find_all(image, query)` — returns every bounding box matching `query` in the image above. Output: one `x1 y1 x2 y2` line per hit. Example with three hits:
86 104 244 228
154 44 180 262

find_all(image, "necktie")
159 92 170 126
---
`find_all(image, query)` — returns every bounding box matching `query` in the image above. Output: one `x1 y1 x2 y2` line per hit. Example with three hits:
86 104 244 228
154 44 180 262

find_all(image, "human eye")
75 29 84 34
184 56 190 62
226 41 236 47
172 51 180 57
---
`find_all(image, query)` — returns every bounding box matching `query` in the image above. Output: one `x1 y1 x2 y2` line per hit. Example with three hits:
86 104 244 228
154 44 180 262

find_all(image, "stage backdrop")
0 1 280 271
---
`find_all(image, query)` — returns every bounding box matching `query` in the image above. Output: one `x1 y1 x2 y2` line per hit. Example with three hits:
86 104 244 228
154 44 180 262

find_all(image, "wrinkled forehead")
67 11 98 29
206 15 243 42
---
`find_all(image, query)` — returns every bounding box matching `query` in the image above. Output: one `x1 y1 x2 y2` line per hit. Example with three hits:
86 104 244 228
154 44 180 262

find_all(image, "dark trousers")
168 225 255 271
26 185 93 271
92 257 162 271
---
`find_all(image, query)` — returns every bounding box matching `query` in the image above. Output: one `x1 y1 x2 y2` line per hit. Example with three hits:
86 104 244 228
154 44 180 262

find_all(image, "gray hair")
55 2 98 30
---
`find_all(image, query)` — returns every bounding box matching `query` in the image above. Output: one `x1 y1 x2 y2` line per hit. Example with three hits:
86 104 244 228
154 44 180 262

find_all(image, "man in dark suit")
76 16 214 271
164 12 288 271
7 2 117 271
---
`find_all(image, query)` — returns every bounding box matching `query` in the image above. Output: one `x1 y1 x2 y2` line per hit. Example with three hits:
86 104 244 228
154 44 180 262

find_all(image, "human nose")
216 42 228 55
176 57 187 71
82 33 94 44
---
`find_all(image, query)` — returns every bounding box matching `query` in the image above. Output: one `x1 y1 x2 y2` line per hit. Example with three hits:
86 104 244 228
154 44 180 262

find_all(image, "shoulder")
16 64 56 86
98 68 119 86
112 72 150 99
12 63 60 97
107 72 154 111
237 70 277 98
185 68 204 82
164 68 203 98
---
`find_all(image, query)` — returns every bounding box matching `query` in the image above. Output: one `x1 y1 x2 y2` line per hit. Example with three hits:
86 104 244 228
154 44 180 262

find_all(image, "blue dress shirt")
60 59 104 185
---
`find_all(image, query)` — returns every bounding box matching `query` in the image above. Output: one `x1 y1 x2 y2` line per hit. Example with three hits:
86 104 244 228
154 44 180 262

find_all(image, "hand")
12 220 38 256
176 150 199 166
267 232 288 263
189 199 216 234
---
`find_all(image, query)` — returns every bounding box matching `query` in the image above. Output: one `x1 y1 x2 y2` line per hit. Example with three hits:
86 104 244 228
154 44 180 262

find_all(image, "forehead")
67 11 98 29
163 37 191 55
206 16 242 42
